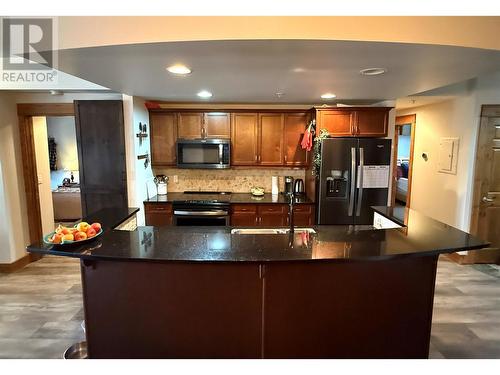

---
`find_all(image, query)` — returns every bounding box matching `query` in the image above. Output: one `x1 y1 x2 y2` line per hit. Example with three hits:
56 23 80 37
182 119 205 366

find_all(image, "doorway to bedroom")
392 114 416 208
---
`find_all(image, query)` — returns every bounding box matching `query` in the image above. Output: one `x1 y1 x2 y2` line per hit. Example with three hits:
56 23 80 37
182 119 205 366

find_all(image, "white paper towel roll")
271 176 279 195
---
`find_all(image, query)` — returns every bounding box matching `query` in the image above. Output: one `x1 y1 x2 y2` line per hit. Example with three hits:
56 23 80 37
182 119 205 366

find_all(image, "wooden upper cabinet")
204 112 230 138
150 113 177 166
317 110 354 136
315 108 390 137
354 110 389 137
177 112 204 139
231 113 258 165
259 113 284 166
284 112 309 166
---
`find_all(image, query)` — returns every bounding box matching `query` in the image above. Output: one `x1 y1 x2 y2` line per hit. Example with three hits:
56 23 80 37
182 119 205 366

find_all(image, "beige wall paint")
32 117 55 235
0 93 30 263
398 97 477 230
58 17 500 51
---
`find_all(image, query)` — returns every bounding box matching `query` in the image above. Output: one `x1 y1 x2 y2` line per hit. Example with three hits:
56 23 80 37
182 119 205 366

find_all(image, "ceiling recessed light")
166 64 192 75
197 90 213 98
321 93 336 99
360 68 387 76
292 67 306 73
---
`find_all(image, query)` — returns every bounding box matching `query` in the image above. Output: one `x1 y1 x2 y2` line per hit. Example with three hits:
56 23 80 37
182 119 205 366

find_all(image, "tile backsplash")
152 168 306 193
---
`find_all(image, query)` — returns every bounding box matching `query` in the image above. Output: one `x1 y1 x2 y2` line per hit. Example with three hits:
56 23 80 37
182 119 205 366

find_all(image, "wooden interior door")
204 112 230 138
355 110 389 137
177 112 203 139
317 110 353 136
259 113 284 166
231 113 258 165
75 100 127 216
470 107 500 264
150 113 177 166
284 112 309 166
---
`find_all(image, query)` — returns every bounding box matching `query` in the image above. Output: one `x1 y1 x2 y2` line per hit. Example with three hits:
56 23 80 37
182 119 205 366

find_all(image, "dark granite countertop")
144 193 313 204
79 207 139 231
27 207 488 263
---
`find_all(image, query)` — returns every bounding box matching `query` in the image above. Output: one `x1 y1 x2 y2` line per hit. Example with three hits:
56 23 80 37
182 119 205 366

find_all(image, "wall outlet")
173 175 178 183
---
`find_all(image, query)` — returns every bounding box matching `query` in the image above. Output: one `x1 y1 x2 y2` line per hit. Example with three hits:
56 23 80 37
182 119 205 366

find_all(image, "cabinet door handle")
255 154 258 162
284 154 287 163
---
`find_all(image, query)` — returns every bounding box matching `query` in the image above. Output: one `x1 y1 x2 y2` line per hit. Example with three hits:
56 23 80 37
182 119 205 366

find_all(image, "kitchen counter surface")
144 192 313 204
372 205 406 226
27 207 488 263
79 207 139 231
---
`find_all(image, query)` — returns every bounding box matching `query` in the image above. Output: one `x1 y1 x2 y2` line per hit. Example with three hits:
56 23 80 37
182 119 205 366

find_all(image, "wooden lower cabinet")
144 203 173 226
231 203 315 227
231 204 258 226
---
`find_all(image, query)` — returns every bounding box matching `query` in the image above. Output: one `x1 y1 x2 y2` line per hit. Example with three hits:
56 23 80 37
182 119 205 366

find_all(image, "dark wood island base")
81 255 438 359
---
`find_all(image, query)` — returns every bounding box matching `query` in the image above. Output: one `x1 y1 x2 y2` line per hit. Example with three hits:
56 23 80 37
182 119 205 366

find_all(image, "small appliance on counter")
284 176 294 195
154 175 169 195
293 178 305 196
271 176 279 195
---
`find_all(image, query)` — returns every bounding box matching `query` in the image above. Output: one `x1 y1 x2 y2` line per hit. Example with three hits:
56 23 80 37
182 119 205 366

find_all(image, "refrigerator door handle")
348 147 356 216
356 147 364 217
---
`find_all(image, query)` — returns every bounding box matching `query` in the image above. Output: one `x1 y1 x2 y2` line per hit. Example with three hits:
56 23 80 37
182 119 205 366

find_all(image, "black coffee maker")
284 176 294 195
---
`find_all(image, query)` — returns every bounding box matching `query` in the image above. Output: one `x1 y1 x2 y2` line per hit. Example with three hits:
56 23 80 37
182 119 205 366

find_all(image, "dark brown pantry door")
75 100 128 216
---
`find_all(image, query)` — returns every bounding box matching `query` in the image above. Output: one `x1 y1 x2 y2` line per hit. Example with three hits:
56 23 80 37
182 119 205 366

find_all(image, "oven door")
173 209 230 226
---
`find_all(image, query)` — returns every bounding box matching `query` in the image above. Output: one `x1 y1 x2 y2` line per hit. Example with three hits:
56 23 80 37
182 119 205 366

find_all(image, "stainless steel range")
172 191 231 226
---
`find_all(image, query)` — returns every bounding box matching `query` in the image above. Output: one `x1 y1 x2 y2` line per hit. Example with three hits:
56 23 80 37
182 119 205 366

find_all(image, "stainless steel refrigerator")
318 138 392 225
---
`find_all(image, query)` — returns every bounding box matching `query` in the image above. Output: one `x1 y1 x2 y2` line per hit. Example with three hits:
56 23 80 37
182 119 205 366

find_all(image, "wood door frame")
391 114 416 208
17 103 75 253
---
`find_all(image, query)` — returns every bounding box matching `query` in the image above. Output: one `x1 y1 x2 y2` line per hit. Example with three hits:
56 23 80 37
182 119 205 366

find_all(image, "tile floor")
0 255 499 358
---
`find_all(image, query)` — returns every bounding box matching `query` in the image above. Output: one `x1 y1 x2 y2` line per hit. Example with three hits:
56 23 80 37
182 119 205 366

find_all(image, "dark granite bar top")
144 193 313 204
27 207 488 263
80 207 140 231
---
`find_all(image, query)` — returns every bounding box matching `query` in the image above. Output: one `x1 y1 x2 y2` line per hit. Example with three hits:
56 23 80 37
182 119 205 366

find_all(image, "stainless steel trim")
173 210 229 216
348 147 356 216
219 144 223 164
356 147 364 217
176 138 230 145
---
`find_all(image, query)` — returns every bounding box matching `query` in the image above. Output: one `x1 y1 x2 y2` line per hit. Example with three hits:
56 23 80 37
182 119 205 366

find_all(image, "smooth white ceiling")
56 40 500 103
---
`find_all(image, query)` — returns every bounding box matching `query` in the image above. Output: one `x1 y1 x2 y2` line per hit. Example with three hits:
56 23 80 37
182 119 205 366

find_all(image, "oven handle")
173 210 229 216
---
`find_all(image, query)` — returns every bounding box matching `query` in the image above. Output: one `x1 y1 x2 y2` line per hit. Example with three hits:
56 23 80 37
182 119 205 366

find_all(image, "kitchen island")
27 207 488 359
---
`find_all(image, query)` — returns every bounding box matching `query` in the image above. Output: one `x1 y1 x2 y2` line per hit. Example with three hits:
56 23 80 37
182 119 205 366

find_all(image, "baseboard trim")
0 253 39 273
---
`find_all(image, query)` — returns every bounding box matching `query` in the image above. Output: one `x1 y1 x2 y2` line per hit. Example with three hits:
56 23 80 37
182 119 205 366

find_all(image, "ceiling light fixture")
166 64 192 75
321 93 336 99
197 90 213 98
360 68 387 76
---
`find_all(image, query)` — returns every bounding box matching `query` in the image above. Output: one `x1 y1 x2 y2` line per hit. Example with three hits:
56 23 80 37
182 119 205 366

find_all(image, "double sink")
230 228 316 235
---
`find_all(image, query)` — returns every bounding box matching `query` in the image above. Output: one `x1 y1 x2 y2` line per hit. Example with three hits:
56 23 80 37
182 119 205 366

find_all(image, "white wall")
397 71 500 231
0 91 123 264
123 95 154 226
398 96 476 230
0 93 31 263
32 117 55 235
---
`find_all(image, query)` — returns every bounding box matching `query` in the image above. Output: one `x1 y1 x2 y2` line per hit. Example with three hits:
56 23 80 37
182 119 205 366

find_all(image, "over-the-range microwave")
176 138 231 169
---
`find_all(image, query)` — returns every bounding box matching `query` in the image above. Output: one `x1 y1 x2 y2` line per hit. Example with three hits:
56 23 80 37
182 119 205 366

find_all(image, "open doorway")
32 116 82 235
392 114 416 208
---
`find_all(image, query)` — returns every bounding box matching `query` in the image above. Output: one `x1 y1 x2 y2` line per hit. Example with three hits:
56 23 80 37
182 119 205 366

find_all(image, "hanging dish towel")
301 120 314 151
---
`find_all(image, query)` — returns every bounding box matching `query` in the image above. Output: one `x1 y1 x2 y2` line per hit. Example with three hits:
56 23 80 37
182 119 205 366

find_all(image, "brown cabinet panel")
144 203 173 226
354 110 388 137
284 113 309 166
205 112 230 138
317 110 353 136
178 112 204 139
293 204 315 226
258 204 287 226
231 113 258 165
231 212 258 226
150 113 177 166
259 113 284 166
